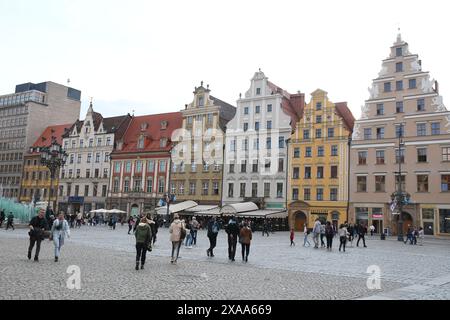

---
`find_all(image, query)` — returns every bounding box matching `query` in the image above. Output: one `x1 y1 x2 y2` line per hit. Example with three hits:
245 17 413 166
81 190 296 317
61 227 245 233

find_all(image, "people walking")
338 224 349 252
413 227 419 245
190 216 199 245
312 218 321 249
225 216 240 261
135 217 152 270
369 224 375 237
50 213 70 262
240 222 252 262
76 212 82 228
418 227 424 246
320 223 326 248
325 221 334 251
169 214 185 264
6 212 15 230
303 225 311 247
148 215 158 245
127 216 135 234
184 219 193 248
347 224 354 247
206 217 220 257
262 220 270 237
405 226 413 244
290 229 295 246
28 209 49 262
356 223 367 248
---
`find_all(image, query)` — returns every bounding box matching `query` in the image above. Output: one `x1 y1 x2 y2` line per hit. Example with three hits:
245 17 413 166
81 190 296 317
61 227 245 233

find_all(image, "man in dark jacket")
356 223 367 248
225 216 240 261
206 217 220 257
28 209 49 261
6 212 15 230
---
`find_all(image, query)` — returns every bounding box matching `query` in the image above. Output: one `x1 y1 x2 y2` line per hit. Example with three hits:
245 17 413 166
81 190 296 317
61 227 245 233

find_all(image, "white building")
222 70 303 209
58 103 131 215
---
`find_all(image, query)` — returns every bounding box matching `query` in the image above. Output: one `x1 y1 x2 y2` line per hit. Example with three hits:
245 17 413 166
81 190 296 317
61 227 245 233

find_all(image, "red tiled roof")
282 93 305 130
114 112 183 154
32 124 72 148
335 102 355 133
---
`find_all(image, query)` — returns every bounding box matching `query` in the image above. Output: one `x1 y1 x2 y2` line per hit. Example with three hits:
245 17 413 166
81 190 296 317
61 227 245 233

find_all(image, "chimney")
434 80 439 94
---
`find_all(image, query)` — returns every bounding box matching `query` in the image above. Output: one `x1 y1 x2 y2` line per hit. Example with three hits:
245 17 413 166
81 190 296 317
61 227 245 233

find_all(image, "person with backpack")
225 216 240 261
206 216 220 257
169 214 185 264
134 217 152 270
240 222 252 262
325 221 334 251
50 213 70 262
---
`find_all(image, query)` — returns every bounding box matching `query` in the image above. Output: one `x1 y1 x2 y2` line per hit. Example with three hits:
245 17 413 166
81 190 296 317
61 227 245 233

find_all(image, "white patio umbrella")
108 209 127 214
90 208 109 213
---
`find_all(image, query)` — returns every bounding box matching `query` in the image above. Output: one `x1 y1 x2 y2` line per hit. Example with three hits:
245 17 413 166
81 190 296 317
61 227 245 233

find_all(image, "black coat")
29 216 49 239
225 221 240 237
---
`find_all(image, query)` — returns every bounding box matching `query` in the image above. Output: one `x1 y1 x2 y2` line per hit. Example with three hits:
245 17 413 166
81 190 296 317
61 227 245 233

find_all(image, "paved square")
1 225 449 300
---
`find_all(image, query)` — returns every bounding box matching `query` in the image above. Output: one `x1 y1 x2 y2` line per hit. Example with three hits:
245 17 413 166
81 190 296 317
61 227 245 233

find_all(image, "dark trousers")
192 230 198 245
0 219 3 227
208 234 217 255
357 234 366 247
6 221 14 230
28 238 42 258
128 225 133 234
241 243 250 261
320 234 325 246
152 233 157 244
135 243 147 264
228 235 237 260
326 235 333 249
339 236 347 251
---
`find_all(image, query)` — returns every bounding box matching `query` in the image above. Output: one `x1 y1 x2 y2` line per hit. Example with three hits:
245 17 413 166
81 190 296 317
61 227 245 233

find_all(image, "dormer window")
198 95 204 107
140 122 149 131
256 88 261 95
161 121 168 130
396 47 403 57
137 136 145 149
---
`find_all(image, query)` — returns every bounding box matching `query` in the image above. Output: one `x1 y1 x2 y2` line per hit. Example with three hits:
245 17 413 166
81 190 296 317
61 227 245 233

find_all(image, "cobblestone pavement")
1 225 449 300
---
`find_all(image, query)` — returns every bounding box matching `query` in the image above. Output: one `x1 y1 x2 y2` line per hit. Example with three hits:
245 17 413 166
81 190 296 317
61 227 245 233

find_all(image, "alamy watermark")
366 265 381 290
66 265 81 290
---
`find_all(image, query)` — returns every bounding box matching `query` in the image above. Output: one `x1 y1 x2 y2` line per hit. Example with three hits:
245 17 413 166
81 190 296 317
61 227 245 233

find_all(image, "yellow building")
288 89 355 231
20 124 71 209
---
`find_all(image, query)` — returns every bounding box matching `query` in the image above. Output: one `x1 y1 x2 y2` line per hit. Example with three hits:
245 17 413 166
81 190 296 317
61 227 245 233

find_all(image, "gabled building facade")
58 103 131 215
108 112 182 217
20 124 72 208
288 89 354 231
170 83 236 206
350 34 450 236
222 70 303 210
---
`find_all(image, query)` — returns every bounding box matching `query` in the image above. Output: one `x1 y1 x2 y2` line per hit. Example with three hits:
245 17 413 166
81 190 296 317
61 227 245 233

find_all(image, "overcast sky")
1 0 449 120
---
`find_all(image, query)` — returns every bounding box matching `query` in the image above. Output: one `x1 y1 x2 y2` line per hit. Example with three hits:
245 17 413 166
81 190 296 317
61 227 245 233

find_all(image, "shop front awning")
184 205 219 213
156 200 198 215
220 202 259 215
235 210 288 219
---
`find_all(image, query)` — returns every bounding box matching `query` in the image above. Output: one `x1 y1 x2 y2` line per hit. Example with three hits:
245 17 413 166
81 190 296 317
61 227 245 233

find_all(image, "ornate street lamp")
389 124 411 242
35 137 68 216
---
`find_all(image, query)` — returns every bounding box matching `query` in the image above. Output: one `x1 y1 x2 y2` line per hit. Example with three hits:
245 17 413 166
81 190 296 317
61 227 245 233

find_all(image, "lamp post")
36 138 68 217
390 124 410 242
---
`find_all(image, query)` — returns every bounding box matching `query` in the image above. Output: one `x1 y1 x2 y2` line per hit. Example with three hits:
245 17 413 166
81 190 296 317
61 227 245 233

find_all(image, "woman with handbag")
134 217 152 270
169 214 185 264
51 213 70 262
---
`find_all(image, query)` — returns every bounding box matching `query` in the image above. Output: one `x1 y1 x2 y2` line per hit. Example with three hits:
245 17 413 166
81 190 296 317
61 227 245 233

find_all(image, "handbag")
180 226 187 240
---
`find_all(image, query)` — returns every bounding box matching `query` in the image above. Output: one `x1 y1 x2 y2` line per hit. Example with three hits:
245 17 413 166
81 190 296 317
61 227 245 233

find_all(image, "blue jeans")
191 230 198 245
185 233 192 246
304 234 311 246
53 234 64 257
